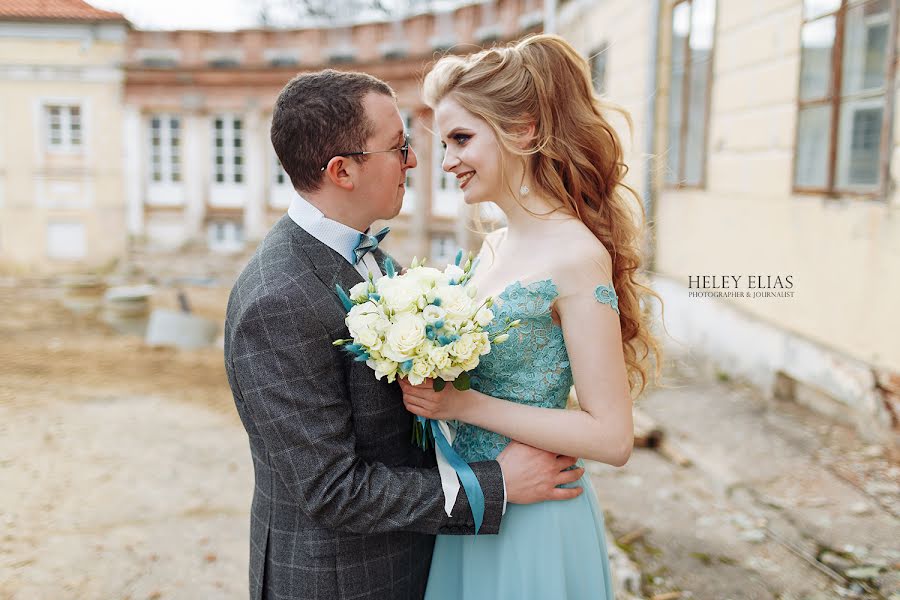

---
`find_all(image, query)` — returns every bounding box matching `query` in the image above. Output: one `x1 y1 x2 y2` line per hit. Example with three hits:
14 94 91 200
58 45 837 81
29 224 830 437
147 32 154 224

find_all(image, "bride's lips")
457 171 475 190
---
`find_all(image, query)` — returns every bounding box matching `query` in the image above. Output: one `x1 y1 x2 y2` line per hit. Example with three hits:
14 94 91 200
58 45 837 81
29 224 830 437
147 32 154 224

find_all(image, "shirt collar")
288 193 368 265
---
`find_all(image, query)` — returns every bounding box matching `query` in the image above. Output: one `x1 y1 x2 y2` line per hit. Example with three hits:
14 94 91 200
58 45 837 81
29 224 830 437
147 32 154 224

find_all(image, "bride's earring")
520 185 530 196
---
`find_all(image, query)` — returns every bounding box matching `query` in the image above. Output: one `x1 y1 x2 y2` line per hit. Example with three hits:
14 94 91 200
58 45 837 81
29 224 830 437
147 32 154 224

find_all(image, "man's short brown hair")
271 69 396 193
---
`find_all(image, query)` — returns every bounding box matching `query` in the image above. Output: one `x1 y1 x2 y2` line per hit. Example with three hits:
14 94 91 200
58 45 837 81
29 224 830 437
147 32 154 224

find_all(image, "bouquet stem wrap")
416 415 485 535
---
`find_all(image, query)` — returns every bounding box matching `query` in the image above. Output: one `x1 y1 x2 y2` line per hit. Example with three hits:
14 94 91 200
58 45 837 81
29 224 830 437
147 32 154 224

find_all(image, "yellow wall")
559 0 900 372
0 29 127 275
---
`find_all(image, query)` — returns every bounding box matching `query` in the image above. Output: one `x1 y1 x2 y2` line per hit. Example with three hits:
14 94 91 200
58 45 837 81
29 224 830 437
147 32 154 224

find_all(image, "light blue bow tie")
353 226 390 264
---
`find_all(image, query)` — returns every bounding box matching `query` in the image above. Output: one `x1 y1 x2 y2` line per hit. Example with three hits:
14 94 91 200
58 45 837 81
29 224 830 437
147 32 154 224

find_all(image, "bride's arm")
401 253 634 468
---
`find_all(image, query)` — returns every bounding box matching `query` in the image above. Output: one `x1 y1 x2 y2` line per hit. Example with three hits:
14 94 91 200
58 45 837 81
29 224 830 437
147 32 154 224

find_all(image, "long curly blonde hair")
423 34 663 396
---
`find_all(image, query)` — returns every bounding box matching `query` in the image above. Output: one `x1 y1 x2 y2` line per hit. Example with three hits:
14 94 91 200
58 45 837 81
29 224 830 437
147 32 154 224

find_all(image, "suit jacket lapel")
288 221 364 296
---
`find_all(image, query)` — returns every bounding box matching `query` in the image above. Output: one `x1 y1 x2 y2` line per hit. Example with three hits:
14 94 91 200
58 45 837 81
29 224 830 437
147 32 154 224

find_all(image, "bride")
399 34 663 599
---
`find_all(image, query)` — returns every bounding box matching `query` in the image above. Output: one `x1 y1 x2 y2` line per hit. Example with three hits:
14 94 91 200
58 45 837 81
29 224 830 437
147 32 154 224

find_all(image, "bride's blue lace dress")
424 279 616 600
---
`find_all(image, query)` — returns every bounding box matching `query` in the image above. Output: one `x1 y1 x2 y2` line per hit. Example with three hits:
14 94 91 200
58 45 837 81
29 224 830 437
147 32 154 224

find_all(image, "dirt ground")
0 281 253 599
3 278 898 600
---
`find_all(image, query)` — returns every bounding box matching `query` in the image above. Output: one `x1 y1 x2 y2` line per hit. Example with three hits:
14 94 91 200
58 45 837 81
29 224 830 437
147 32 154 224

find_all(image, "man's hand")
497 441 584 504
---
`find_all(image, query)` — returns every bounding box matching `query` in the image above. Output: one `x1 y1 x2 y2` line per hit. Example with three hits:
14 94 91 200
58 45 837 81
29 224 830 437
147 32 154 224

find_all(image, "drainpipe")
644 0 661 269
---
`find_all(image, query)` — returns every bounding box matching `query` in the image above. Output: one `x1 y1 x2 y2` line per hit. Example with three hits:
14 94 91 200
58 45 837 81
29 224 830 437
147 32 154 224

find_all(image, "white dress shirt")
287 194 383 280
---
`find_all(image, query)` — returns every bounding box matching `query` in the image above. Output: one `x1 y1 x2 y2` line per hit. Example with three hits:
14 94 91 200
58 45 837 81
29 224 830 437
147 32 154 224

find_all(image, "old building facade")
0 0 129 274
555 0 900 443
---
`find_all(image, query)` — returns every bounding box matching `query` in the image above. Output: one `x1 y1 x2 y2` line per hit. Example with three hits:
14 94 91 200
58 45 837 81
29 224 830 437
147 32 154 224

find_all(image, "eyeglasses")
320 134 411 171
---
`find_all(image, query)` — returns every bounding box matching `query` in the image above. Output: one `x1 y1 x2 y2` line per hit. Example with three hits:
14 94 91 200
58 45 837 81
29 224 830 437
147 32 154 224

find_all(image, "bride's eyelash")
440 133 472 150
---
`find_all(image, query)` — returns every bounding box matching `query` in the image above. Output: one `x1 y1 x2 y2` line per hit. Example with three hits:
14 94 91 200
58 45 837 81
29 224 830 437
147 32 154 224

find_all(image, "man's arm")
230 288 504 535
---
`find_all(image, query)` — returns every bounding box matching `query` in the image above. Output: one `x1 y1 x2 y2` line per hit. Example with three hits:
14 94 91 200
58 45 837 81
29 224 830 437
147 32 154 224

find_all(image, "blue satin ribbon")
422 416 486 535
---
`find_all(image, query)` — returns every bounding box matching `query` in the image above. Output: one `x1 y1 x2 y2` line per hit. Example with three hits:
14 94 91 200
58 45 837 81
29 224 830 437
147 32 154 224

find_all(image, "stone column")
243 105 267 241
183 111 208 243
122 104 143 236
412 108 432 259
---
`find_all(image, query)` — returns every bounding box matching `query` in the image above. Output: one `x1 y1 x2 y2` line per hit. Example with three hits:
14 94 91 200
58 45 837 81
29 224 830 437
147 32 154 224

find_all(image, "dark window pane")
794 104 832 188
666 2 690 184
841 0 889 95
800 17 835 100
684 46 711 186
836 99 883 188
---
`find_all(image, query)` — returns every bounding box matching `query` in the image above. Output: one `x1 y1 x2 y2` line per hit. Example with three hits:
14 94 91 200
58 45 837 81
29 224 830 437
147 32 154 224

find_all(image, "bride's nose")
441 148 459 172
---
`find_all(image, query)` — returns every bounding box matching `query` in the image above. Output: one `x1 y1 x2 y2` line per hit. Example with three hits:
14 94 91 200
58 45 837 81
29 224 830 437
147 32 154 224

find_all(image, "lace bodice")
453 279 574 462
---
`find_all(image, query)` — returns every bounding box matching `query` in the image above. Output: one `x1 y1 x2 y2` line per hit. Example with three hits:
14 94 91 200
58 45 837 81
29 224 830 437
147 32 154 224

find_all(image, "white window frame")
43 103 83 153
146 113 185 206
430 233 457 265
149 114 182 184
207 220 244 253
400 109 416 214
432 131 460 218
210 114 245 208
270 150 294 208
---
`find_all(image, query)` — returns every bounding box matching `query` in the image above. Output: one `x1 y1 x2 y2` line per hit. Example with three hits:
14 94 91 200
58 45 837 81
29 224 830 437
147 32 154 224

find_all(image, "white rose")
422 304 447 324
476 331 492 354
369 358 398 382
428 346 452 371
437 364 465 381
409 358 433 385
444 264 465 282
407 266 449 287
438 285 474 317
448 333 478 361
383 313 427 361
357 329 381 351
474 307 494 327
349 281 369 302
377 276 423 313
346 303 381 340
460 354 481 372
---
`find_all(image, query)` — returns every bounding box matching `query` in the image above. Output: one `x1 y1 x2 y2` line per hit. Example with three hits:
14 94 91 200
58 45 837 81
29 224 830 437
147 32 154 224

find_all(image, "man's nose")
405 145 418 169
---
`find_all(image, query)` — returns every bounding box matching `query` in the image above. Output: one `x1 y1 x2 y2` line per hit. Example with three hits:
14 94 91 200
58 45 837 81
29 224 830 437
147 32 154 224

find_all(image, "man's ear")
322 157 356 191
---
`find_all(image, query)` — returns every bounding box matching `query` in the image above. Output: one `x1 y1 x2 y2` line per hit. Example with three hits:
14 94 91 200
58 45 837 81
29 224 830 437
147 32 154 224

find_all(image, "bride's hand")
399 378 470 421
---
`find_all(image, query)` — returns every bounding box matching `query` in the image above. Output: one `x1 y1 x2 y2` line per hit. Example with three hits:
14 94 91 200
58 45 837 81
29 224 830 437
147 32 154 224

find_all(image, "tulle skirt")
425 470 615 599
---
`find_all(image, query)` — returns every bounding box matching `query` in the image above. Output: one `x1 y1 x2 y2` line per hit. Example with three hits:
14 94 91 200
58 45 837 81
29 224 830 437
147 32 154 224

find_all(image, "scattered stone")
820 551 855 572
849 501 871 515
803 496 830 507
862 445 884 458
145 309 218 349
845 565 883 580
865 481 900 496
738 529 766 543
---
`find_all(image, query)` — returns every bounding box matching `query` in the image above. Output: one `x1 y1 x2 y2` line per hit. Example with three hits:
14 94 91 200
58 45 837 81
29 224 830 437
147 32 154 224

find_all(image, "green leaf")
453 372 471 391
433 378 447 392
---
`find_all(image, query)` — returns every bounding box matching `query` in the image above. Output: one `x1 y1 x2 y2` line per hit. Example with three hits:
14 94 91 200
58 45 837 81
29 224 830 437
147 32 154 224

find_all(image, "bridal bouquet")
333 251 518 397
333 251 520 533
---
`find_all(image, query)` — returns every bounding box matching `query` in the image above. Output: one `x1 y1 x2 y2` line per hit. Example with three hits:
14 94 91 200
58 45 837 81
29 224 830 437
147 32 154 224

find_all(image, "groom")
224 69 584 600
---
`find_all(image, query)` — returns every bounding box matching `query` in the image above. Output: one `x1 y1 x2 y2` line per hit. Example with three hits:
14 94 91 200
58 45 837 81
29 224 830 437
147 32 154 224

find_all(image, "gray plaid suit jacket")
224 215 506 600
